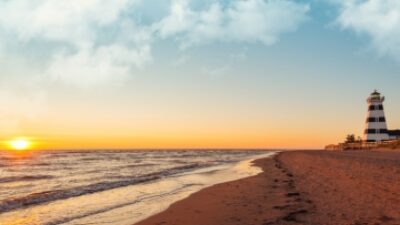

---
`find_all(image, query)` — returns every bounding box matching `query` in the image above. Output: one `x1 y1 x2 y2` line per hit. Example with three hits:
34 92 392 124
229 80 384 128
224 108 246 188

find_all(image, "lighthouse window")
378 105 384 110
366 117 377 122
368 105 375 111
378 117 386 122
364 129 376 134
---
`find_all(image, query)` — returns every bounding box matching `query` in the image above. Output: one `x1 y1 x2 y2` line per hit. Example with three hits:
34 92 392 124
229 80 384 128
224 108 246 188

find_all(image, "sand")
134 151 400 225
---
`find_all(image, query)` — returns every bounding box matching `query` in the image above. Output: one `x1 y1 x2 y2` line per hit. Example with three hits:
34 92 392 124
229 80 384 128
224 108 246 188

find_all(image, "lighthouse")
364 90 390 142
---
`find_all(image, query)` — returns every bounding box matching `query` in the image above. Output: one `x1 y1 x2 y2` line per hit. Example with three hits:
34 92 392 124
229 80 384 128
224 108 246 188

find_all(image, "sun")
9 138 32 151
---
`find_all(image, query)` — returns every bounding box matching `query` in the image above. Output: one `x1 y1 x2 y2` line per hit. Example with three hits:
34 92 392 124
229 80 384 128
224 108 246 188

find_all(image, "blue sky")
1 0 400 149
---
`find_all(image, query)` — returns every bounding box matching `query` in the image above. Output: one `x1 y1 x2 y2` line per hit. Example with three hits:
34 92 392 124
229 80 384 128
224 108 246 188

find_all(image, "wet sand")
135 151 400 225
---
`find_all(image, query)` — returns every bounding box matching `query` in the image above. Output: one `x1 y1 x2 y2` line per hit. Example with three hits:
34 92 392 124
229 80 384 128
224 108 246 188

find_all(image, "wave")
42 183 196 225
0 163 209 213
0 175 54 184
122 163 158 169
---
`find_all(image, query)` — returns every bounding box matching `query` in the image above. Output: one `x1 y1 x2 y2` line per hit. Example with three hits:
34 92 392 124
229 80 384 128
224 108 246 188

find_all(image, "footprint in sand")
286 192 300 197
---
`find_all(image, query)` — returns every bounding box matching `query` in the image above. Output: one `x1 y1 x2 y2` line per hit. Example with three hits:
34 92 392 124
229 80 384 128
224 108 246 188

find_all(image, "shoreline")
0 151 273 225
135 150 400 225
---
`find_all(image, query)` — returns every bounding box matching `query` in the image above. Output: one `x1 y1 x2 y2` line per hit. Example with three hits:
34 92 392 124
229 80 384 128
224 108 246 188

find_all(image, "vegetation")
345 134 362 143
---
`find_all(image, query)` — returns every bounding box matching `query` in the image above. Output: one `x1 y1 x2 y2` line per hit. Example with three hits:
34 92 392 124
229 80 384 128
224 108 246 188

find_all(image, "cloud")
0 0 152 87
336 0 400 61
156 0 310 48
47 44 152 87
157 0 196 38
0 0 311 131
0 0 309 88
0 0 132 46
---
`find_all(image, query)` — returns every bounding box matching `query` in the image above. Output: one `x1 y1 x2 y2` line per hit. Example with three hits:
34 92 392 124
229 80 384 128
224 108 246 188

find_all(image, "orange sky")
0 97 377 151
1 125 343 150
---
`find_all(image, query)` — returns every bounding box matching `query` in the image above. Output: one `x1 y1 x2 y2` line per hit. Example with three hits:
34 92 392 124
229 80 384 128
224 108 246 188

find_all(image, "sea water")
0 150 274 225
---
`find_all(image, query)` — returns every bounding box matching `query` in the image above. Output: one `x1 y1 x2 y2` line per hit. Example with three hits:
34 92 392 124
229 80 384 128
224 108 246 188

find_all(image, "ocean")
0 150 274 225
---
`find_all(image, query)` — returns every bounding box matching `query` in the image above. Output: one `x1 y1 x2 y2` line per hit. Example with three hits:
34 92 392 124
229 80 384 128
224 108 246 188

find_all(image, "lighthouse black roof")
371 90 380 95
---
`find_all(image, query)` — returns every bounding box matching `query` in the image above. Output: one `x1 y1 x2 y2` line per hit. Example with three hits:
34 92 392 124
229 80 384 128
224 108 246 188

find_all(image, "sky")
1 0 400 150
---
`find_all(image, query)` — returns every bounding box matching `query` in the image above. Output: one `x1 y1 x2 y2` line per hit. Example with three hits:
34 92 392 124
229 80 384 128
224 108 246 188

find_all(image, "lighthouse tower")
364 90 389 142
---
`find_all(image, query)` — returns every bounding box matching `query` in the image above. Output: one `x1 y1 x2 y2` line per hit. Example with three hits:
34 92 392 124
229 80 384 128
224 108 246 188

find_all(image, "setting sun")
9 138 32 151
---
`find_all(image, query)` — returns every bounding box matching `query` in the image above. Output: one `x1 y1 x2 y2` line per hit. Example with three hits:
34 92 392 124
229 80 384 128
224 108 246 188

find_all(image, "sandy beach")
135 150 400 225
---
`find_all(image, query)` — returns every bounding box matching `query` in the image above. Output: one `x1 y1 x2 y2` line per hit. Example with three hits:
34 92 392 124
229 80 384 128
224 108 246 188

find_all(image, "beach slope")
135 151 400 225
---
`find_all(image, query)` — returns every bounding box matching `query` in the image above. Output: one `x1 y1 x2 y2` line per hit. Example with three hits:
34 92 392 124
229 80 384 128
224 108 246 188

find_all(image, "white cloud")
336 0 400 61
0 0 309 88
47 44 152 87
0 0 150 87
0 0 132 46
157 0 310 48
157 0 197 38
0 0 311 130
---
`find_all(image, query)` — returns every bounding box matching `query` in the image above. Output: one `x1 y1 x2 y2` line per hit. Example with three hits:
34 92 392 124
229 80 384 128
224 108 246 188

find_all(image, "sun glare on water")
9 138 32 151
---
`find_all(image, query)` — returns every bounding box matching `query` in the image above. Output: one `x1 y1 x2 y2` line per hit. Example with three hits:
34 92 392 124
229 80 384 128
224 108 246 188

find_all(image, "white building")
364 90 400 142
